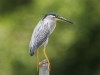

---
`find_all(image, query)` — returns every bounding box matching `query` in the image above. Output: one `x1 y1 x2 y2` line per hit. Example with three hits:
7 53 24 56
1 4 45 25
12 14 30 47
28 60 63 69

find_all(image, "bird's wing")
29 21 50 56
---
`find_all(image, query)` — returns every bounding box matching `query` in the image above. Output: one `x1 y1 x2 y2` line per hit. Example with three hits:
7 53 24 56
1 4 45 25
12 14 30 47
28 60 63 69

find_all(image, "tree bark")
39 59 50 75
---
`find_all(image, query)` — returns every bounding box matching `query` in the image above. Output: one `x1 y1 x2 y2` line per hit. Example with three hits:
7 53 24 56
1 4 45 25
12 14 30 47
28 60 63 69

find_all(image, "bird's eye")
56 15 58 18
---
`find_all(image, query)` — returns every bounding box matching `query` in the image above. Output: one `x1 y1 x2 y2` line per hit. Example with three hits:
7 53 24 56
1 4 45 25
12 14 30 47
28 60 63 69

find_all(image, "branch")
39 59 50 75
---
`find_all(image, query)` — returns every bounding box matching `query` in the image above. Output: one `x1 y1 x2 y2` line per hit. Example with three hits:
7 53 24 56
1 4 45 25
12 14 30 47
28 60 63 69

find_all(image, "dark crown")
42 12 58 20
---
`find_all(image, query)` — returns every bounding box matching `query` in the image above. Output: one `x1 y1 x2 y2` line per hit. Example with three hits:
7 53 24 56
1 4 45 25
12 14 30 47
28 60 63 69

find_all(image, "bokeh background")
0 0 100 75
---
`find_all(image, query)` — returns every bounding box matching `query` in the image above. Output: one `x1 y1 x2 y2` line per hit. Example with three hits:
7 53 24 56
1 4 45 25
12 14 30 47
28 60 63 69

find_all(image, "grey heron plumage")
29 12 73 71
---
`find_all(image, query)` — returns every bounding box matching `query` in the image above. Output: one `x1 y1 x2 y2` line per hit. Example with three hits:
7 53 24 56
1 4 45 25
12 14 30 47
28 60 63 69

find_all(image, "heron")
29 12 73 71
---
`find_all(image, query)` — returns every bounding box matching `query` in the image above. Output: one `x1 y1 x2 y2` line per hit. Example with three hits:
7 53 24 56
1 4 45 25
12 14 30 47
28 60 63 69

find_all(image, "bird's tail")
29 46 35 56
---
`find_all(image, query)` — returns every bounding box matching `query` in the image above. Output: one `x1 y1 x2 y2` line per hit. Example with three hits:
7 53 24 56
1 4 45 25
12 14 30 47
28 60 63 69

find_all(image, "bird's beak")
57 16 73 24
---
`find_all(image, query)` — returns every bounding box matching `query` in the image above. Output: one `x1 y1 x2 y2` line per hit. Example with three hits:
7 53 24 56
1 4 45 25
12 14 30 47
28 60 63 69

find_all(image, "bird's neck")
44 19 56 24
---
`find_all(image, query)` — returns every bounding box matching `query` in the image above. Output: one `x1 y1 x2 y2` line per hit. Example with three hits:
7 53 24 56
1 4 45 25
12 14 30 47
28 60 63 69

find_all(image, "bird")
29 12 73 71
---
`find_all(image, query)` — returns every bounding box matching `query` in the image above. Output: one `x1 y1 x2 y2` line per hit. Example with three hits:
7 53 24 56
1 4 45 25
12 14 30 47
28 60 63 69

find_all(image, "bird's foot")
37 61 40 71
46 59 50 71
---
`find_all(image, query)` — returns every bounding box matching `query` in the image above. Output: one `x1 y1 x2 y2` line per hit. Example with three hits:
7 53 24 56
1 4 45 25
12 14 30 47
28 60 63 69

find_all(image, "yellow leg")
36 49 40 71
43 48 50 71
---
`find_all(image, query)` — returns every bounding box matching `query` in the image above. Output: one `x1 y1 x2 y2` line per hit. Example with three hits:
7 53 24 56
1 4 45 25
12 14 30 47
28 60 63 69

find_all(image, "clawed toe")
46 60 50 71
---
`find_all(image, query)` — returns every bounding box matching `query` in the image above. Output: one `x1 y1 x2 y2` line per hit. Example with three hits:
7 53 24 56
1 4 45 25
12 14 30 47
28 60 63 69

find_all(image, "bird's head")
42 12 73 24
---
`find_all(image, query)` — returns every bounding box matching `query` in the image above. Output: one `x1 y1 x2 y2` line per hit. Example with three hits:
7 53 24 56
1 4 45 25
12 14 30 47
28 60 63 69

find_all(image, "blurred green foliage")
0 0 100 75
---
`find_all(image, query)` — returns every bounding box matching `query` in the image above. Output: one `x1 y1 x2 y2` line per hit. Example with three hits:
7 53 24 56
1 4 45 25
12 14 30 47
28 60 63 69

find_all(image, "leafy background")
0 0 100 75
